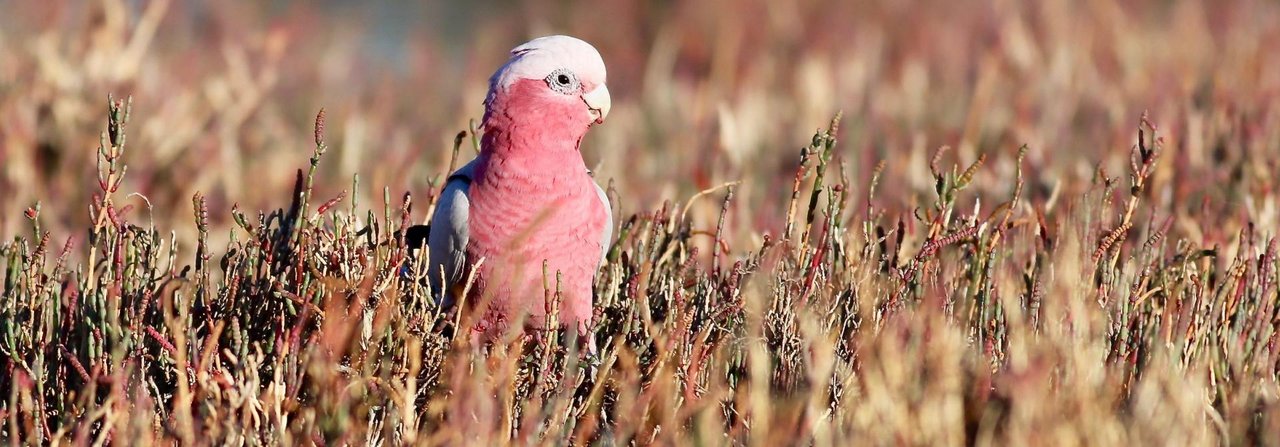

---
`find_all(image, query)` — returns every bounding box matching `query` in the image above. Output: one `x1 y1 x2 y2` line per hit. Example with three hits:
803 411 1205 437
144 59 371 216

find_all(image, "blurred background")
1 0 1278 252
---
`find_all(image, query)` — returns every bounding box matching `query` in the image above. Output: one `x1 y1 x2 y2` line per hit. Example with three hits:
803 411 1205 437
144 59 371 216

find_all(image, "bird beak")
583 84 611 124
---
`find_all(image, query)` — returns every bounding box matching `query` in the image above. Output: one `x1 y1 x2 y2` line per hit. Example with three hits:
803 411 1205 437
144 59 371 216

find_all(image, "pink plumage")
427 36 613 345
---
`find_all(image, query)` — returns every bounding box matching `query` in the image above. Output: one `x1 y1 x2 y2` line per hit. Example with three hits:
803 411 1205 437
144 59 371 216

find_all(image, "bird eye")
545 69 579 94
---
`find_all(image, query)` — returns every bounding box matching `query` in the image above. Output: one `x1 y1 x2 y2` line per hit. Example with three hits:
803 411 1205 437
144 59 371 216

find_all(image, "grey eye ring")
546 68 580 94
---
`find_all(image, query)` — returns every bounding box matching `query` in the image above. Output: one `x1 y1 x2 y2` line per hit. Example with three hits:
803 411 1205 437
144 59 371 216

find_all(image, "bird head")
481 35 610 141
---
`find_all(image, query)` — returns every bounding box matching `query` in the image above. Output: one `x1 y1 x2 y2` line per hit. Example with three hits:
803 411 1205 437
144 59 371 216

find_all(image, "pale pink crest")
489 35 607 92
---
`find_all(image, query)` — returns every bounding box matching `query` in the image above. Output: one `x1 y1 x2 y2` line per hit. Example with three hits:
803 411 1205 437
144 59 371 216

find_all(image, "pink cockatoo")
427 35 613 347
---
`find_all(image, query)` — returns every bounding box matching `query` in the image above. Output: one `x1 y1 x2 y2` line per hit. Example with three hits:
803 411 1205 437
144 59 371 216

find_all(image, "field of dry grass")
2 0 1280 445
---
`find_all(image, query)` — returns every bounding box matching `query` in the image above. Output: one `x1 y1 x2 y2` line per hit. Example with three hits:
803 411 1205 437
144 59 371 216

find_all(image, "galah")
426 35 613 347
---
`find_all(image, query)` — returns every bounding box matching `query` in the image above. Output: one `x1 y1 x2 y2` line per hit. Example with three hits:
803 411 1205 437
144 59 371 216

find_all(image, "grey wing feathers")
594 182 612 266
427 160 477 304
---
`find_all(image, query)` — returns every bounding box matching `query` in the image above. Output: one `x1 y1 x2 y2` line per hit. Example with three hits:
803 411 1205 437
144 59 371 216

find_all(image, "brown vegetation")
2 0 1279 445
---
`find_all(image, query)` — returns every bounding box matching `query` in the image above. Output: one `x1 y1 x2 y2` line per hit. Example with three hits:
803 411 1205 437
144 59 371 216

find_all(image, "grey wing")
594 181 613 266
427 161 477 304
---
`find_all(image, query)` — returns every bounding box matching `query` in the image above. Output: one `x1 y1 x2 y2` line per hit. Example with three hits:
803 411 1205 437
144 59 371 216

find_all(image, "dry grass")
2 0 1280 445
